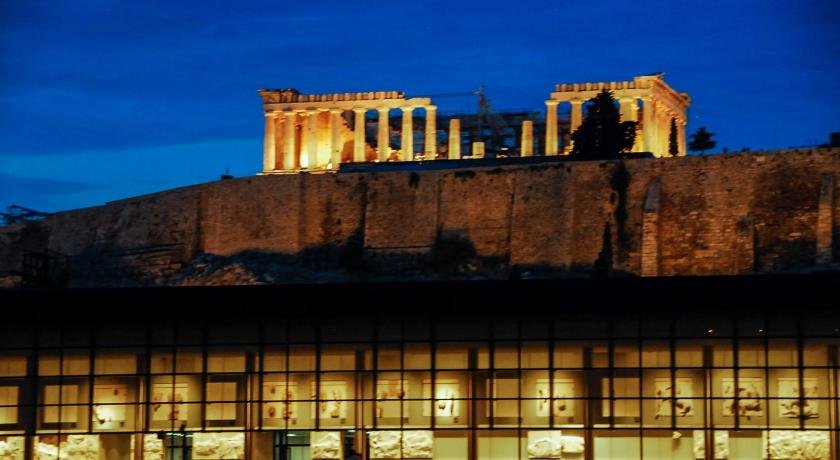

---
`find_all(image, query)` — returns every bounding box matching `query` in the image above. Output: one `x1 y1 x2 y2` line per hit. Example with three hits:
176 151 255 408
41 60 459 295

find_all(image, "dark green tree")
668 117 678 156
688 127 717 155
570 90 637 160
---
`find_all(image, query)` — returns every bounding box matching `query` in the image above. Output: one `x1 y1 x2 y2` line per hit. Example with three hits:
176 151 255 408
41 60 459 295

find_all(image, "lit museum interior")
0 278 837 460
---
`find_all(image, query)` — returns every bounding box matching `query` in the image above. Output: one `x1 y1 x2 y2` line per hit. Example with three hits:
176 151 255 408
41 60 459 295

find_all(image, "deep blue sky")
1 0 838 212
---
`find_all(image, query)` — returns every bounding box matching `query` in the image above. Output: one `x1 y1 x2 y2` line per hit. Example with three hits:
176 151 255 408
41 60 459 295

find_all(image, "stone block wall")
47 187 202 258
12 147 838 279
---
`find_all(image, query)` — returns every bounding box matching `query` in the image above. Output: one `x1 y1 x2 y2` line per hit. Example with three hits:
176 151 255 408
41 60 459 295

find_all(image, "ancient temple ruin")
547 74 691 155
257 89 435 171
258 74 691 173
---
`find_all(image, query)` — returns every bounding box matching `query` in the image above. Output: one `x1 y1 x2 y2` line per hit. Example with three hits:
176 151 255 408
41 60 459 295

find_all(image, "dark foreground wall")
3 148 839 282
1 273 839 328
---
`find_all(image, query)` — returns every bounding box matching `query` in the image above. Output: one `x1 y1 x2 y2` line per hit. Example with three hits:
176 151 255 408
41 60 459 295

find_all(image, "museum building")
0 275 838 460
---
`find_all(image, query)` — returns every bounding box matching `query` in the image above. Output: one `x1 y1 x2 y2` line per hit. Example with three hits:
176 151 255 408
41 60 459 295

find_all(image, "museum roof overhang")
1 273 839 327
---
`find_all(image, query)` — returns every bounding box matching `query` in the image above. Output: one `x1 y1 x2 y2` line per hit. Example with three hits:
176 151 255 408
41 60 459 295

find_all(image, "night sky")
1 0 838 212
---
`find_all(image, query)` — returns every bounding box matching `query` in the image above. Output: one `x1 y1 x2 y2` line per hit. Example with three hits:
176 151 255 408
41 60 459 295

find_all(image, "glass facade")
1 280 839 459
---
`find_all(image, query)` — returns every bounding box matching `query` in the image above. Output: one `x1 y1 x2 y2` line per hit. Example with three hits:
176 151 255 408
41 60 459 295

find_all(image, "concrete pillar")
400 106 414 161
353 108 366 162
424 105 437 159
377 107 390 161
283 112 296 170
329 109 343 168
303 110 318 168
263 112 277 172
642 97 654 154
448 118 461 159
544 100 559 155
521 120 534 156
472 141 485 158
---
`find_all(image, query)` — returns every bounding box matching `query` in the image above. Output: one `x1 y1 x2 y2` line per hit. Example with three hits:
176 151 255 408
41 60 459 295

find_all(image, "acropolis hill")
1 75 838 287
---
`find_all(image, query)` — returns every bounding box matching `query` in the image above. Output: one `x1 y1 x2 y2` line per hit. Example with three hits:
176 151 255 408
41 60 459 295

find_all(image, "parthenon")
257 89 436 172
258 74 691 173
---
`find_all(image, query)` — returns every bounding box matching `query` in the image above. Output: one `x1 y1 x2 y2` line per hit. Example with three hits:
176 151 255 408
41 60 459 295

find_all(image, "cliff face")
3 148 839 287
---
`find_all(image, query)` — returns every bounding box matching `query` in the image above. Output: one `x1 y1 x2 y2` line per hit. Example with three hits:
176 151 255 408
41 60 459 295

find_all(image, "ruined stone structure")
259 75 690 174
3 148 837 286
258 89 434 171
547 74 690 156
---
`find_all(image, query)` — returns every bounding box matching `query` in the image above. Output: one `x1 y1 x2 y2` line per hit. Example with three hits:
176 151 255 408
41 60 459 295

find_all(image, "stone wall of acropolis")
15 148 836 279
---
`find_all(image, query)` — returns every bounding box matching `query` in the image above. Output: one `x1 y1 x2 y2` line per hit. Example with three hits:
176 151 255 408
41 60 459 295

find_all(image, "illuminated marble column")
400 106 414 161
619 97 642 153
283 112 296 170
377 107 390 161
658 108 670 157
472 142 485 158
677 118 687 156
569 99 583 139
642 97 654 154
304 110 318 168
424 105 437 158
652 109 662 156
654 109 664 157
619 97 638 122
521 120 534 156
666 112 675 156
317 108 330 167
544 100 559 155
329 109 343 167
353 108 366 162
273 114 284 170
448 118 461 159
263 112 277 172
